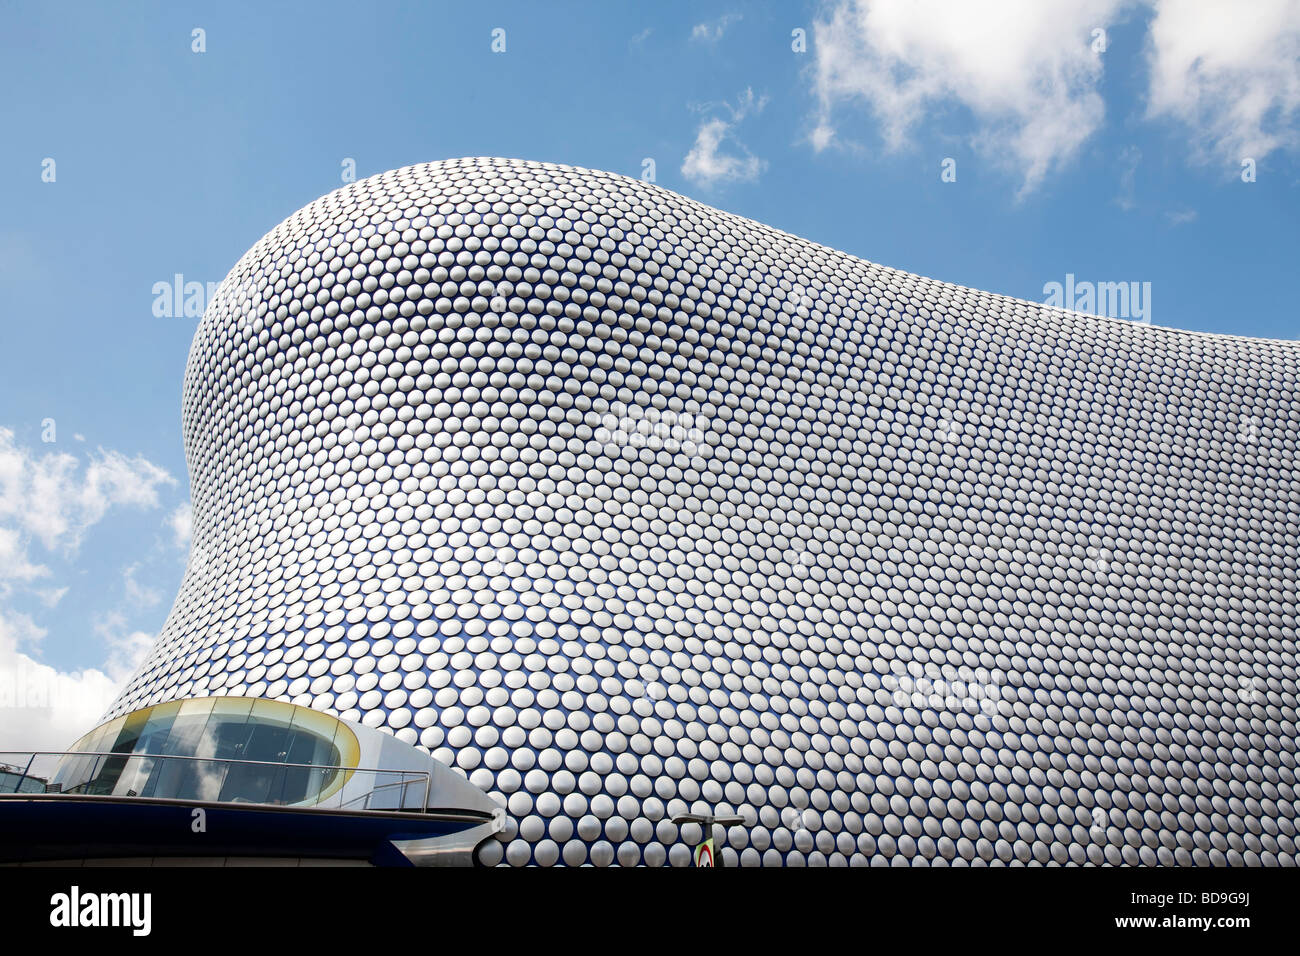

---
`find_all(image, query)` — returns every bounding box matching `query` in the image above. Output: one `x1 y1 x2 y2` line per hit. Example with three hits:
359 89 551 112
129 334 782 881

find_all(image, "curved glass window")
54 697 360 807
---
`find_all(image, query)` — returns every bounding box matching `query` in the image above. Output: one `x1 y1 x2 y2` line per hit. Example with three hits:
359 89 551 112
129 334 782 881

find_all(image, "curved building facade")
107 158 1298 866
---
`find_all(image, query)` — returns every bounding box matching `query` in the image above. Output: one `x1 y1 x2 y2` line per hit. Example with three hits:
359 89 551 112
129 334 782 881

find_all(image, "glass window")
54 717 123 793
218 720 292 804
54 697 358 807
277 726 342 805
151 711 218 800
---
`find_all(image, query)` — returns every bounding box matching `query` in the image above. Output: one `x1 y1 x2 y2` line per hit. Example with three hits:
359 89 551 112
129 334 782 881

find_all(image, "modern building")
3 158 1296 865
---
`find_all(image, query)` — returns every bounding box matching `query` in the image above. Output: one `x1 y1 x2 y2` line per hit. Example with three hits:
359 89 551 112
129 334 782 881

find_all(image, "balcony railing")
0 750 431 812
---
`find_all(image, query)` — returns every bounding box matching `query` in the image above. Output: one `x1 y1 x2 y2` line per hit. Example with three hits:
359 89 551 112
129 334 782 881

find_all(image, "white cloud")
0 427 174 553
1146 0 1300 163
0 609 44 650
102 624 155 685
691 13 741 43
0 428 172 751
0 610 120 752
34 586 67 609
810 0 1130 193
682 88 769 187
123 564 162 608
1115 145 1142 211
0 526 47 587
0 599 155 750
808 1 1300 189
168 500 193 548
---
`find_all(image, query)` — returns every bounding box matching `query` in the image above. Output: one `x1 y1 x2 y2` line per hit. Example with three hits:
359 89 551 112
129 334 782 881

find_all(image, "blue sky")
1 0 1297 747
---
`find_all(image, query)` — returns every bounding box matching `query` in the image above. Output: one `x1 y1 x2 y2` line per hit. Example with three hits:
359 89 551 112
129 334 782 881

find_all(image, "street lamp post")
672 812 745 867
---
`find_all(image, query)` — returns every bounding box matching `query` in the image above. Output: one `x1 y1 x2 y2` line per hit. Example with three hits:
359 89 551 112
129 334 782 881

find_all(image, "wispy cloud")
0 426 174 605
0 427 174 555
682 88 769 187
0 428 173 750
809 0 1131 194
1146 0 1300 165
167 501 193 549
1115 145 1142 211
34 586 68 608
691 13 742 44
123 563 162 608
93 610 155 684
0 526 47 588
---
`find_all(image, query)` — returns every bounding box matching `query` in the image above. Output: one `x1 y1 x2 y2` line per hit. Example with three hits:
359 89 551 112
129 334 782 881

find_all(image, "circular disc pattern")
109 158 1300 866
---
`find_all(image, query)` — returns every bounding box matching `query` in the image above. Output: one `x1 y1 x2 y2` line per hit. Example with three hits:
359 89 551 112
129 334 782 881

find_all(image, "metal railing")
337 777 429 811
0 750 431 813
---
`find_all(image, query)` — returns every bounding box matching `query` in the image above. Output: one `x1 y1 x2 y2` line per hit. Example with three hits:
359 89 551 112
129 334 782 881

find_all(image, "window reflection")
53 698 354 806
